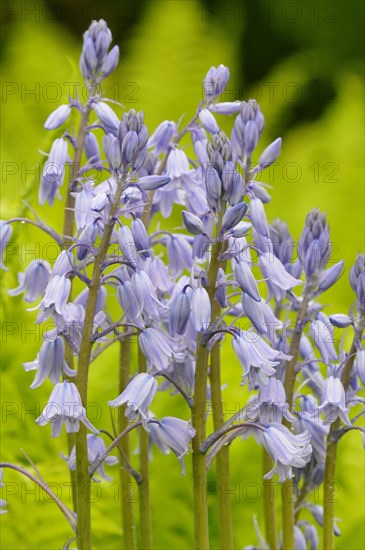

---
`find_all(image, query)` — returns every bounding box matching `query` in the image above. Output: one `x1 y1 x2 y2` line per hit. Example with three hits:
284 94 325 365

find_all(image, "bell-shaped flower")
39 138 68 205
309 321 338 365
191 287 211 332
234 260 261 302
262 423 312 482
132 270 163 318
118 225 139 268
25 336 76 389
44 104 71 130
199 108 219 134
259 252 302 301
167 234 193 277
117 280 144 325
62 434 118 482
319 376 351 425
148 120 177 154
203 64 230 101
139 328 173 370
36 381 98 437
148 416 196 474
0 221 12 270
9 260 51 302
169 289 191 336
355 348 365 385
108 372 157 424
256 377 294 424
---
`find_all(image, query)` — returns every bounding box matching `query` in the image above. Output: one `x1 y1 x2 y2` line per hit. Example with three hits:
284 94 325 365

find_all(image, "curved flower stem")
118 336 137 550
75 172 127 550
137 348 153 550
156 371 194 408
0 462 76 532
323 325 364 550
281 288 311 550
6 217 63 245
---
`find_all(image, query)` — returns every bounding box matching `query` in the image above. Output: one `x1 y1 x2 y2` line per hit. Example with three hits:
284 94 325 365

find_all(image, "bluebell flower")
296 396 329 460
203 65 230 101
8 260 51 302
259 252 302 301
319 376 351 425
0 221 12 270
34 274 71 322
39 138 68 206
293 526 307 550
209 101 241 115
355 348 365 385
131 218 150 256
329 313 352 328
250 197 270 238
44 104 71 130
25 335 76 389
36 381 98 437
317 260 344 293
241 293 267 333
234 260 261 302
256 377 294 424
148 120 177 154
84 132 101 165
257 138 282 170
191 287 211 332
222 202 248 232
93 102 120 132
299 209 331 277
169 289 191 336
182 211 204 235
261 423 312 482
166 148 190 178
199 109 219 134
139 328 173 370
309 320 338 365
108 372 157 424
117 280 144 326
148 416 196 474
167 234 193 277
350 253 365 312
132 270 163 317
137 175 171 190
118 225 138 268
80 19 118 82
62 434 118 482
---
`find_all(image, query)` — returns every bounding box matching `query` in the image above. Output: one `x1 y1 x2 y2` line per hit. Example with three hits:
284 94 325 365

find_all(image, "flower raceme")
2 17 365 550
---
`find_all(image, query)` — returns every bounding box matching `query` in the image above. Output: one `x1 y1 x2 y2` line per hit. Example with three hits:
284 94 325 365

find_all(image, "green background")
1 0 364 548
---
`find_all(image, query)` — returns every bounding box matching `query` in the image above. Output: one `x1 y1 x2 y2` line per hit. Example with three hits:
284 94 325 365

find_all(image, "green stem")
61 86 95 516
323 327 363 549
192 207 225 550
75 173 126 550
281 290 311 550
263 449 277 549
137 348 153 550
119 336 137 550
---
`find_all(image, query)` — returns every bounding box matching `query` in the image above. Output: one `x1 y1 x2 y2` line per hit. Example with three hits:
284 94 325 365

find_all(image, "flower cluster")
1 18 364 550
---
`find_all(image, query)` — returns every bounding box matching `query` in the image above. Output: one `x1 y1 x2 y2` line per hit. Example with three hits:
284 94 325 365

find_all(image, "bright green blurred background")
1 0 364 548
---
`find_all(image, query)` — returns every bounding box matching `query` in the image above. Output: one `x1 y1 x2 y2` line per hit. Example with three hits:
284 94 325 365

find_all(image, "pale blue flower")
148 416 196 474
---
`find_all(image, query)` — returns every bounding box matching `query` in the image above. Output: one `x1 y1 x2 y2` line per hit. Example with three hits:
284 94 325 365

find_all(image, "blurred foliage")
1 0 364 548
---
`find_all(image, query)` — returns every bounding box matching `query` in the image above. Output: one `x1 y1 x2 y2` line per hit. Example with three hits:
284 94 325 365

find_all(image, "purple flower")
257 377 294 424
350 253 365 312
118 225 138 268
203 65 230 101
191 287 211 332
139 328 173 370
318 260 344 293
258 138 282 169
0 221 12 270
148 121 177 154
199 109 219 134
309 321 338 365
93 102 120 131
44 104 71 130
39 138 68 205
299 209 331 277
319 376 351 425
182 211 204 235
62 434 118 482
222 202 248 232
259 252 302 300
234 260 261 302
36 381 98 437
132 270 162 317
148 416 196 474
35 274 71 321
25 336 76 389
8 260 51 302
355 348 365 385
262 423 312 482
108 372 157 424
166 148 189 178
169 288 191 336
209 102 241 115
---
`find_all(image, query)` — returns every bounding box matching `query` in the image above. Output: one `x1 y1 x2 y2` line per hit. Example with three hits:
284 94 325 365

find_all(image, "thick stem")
209 304 233 550
119 336 137 550
263 449 277 550
323 328 363 549
191 208 226 550
281 290 311 550
137 348 153 550
192 336 210 550
75 174 126 550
